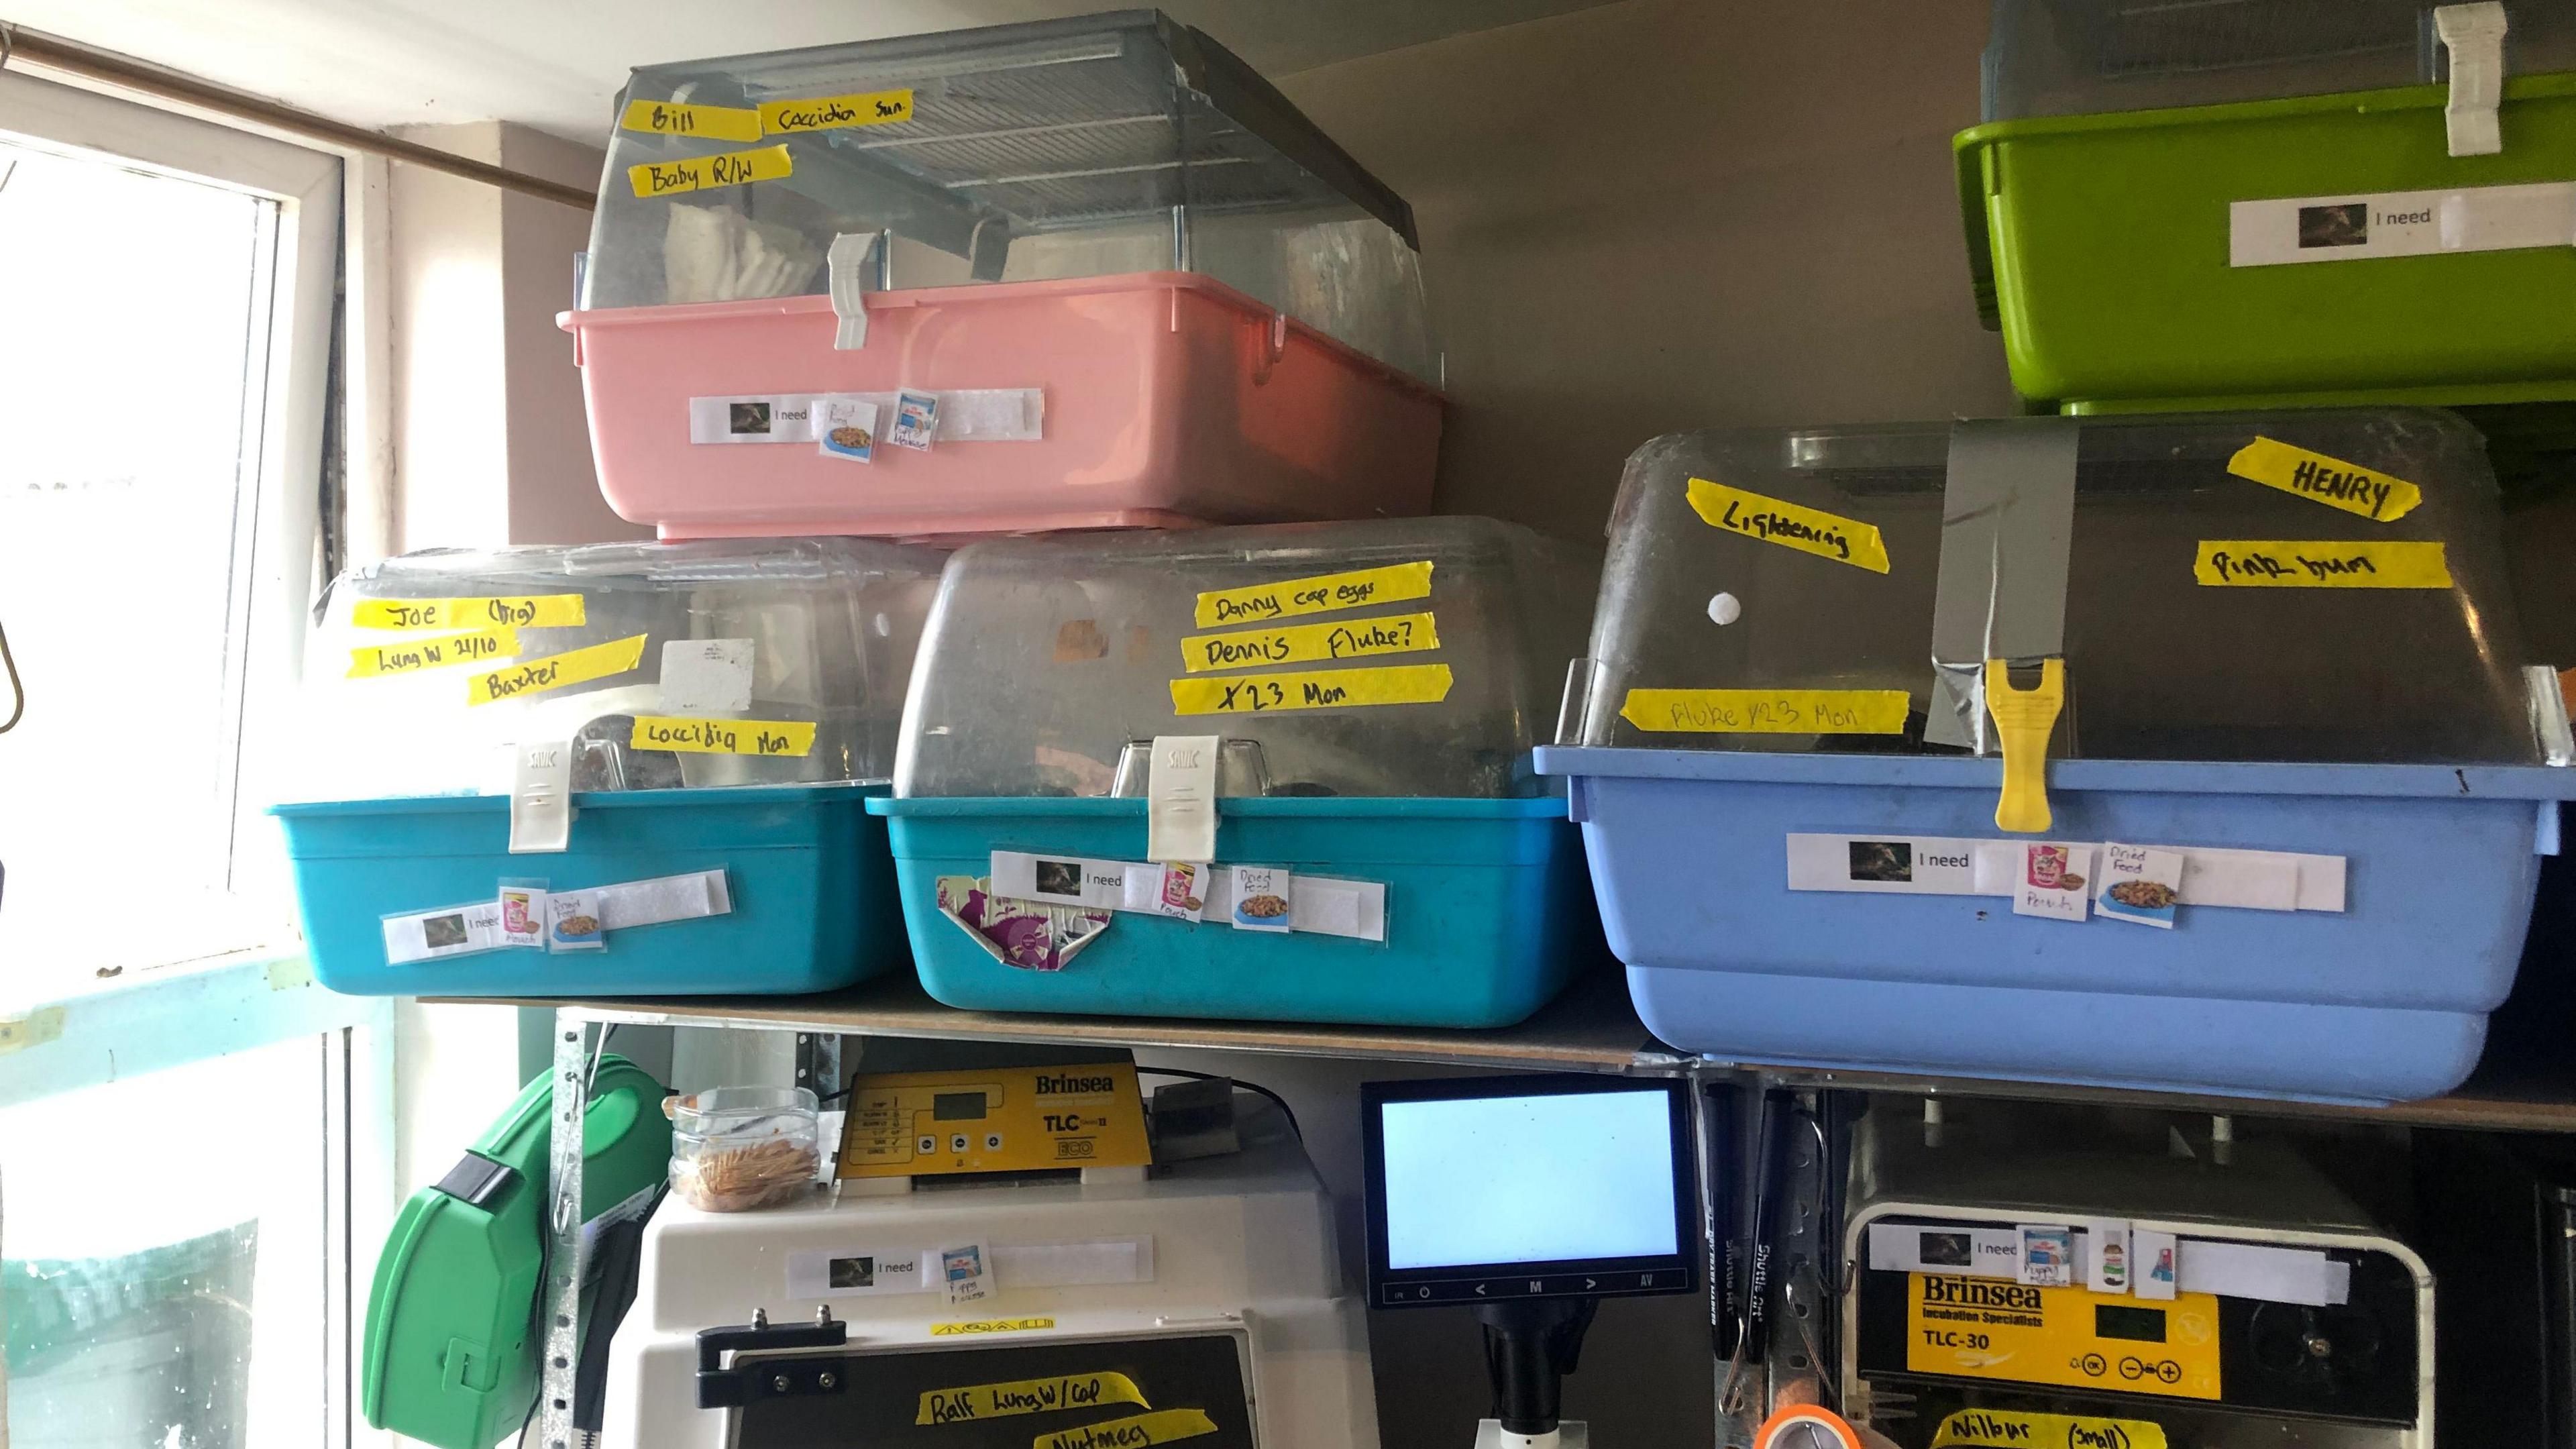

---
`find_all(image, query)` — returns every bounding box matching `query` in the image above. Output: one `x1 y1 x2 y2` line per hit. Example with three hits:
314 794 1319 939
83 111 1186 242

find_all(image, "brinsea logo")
1037 1072 1116 1096
1921 1275 2042 1311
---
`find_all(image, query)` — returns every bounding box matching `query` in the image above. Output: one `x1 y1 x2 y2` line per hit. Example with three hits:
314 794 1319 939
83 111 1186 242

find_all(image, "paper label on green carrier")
2230 181 2576 267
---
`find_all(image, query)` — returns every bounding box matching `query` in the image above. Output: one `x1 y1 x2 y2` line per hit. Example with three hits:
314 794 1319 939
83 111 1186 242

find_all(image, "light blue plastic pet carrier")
1542 411 2575 1103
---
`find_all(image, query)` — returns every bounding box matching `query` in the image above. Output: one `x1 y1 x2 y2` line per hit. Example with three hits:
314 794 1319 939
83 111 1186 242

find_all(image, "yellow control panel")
837 1063 1155 1179
1905 1273 2222 1401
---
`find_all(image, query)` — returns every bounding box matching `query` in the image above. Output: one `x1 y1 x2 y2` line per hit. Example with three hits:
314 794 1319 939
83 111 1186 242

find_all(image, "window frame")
0 70 392 1449
0 64 341 978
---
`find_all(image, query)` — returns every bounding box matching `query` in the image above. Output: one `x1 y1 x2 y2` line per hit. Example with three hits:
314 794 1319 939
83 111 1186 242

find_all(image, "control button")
916 1135 936 1155
984 1132 1004 1150
950 1133 969 1152
1382 1276 1726 1304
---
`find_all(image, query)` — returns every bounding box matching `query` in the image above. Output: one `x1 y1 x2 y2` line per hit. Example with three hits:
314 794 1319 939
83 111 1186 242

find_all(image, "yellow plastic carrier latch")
1985 658 2064 835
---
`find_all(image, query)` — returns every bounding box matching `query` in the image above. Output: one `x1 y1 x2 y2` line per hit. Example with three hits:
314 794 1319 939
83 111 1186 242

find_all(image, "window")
0 68 336 994
4 1036 335 1445
0 69 387 1449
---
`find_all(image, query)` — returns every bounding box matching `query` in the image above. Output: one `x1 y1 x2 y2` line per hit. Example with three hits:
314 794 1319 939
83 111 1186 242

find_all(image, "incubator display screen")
1361 1075 1698 1305
2095 1304 2167 1344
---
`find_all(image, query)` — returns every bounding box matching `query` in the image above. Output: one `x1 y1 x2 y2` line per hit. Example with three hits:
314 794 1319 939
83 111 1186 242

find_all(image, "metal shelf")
1718 1056 2576 1136
443 970 2576 1132
449 965 1688 1076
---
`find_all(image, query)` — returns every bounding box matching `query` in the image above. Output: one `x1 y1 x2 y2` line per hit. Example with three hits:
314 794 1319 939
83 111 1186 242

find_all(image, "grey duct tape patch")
1925 419 2080 753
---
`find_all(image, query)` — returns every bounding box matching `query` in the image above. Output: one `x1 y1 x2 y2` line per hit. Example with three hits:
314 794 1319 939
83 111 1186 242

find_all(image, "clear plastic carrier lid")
1570 408 2561 767
583 10 1436 381
297 537 945 801
895 518 1598 800
1983 0 2576 121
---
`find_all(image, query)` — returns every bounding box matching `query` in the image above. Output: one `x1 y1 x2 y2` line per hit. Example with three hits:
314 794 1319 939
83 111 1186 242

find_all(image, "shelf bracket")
536 1010 590 1449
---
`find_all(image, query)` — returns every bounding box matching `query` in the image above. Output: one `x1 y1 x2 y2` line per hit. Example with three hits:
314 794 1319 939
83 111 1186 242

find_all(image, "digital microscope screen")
1365 1077 1694 1291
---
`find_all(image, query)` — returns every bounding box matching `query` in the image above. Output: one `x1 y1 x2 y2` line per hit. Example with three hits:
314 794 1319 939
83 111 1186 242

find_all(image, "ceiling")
3 0 1625 144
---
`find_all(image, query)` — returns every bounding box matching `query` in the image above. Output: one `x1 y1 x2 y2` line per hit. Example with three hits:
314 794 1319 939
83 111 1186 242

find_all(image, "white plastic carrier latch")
2436 3 2510 158
508 739 574 853
826 230 884 350
1144 733 1221 865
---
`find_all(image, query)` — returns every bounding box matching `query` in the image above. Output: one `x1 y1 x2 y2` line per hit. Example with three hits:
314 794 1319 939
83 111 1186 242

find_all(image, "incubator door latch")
696 1307 849 1409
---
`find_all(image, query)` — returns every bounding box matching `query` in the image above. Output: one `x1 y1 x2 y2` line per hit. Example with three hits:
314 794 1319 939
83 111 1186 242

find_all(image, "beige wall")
1281 0 2014 545
386 120 643 553
498 125 633 546
387 123 508 550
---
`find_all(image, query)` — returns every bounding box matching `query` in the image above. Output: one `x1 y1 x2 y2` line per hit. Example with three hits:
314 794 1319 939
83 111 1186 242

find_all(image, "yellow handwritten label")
1193 561 1434 629
1932 1410 2169 1449
2227 436 2422 523
466 634 647 706
931 1318 1055 1337
2193 539 2451 588
628 144 793 198
352 594 585 631
1180 612 1439 673
1034 1408 1216 1449
618 98 763 142
1619 688 1909 734
757 89 916 134
629 716 816 757
347 627 519 678
917 1372 1148 1426
1908 1273 2220 1401
1171 663 1452 715
1686 478 1890 573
